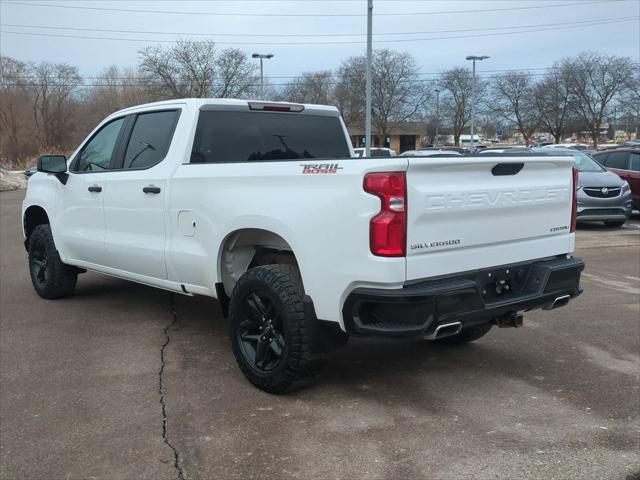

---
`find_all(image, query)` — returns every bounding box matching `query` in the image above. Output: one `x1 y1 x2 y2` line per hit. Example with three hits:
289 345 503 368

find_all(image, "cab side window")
72 117 126 172
594 153 608 165
122 110 179 169
604 151 629 170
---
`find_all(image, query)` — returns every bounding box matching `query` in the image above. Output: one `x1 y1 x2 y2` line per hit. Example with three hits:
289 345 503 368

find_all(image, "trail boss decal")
300 163 343 174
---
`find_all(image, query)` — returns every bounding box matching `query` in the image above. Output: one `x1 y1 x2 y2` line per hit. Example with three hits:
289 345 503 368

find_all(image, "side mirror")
37 154 67 174
37 154 68 185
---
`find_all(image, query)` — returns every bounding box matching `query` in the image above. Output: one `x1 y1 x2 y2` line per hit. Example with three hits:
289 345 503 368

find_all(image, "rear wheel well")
219 229 299 297
24 206 50 249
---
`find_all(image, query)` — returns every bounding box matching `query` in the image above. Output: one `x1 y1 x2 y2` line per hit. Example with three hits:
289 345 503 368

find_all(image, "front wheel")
28 224 77 299
229 264 316 394
604 220 626 227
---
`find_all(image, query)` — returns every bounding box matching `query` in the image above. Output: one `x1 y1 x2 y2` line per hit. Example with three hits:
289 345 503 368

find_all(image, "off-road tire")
431 323 493 345
229 264 318 394
28 224 77 299
604 220 626 227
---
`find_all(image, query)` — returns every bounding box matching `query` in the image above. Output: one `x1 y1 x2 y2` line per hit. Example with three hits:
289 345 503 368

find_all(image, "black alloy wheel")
236 291 287 372
27 224 78 299
229 264 315 394
30 239 49 288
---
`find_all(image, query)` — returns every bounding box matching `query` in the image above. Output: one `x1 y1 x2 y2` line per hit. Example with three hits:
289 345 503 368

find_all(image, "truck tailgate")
405 155 575 281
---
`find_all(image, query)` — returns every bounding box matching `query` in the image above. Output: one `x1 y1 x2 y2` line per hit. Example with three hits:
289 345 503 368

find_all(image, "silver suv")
571 151 632 226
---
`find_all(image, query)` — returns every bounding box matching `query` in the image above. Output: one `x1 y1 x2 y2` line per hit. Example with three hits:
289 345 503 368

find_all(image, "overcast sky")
0 0 638 83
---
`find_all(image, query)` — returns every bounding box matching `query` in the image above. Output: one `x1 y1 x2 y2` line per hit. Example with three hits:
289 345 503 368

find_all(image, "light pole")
252 53 274 100
365 0 373 156
434 88 440 146
465 55 489 153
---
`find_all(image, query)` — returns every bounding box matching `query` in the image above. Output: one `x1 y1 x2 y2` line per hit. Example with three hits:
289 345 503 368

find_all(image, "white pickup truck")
22 99 584 393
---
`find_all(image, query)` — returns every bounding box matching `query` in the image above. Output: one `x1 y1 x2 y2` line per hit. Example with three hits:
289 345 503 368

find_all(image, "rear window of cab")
190 111 351 164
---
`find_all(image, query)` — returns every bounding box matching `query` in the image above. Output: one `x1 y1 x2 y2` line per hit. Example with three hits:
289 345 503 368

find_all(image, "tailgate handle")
492 163 524 176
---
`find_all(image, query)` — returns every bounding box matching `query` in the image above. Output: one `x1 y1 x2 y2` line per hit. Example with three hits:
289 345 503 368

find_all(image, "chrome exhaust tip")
543 294 571 310
425 321 462 340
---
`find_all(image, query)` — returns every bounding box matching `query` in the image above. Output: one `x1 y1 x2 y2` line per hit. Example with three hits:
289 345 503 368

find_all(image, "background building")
348 122 425 153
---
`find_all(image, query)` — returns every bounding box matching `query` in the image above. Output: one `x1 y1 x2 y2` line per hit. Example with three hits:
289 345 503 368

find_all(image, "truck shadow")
66 273 628 424
169 289 619 417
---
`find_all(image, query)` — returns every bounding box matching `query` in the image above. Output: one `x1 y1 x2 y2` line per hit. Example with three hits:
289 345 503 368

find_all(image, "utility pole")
434 88 440 146
252 53 274 100
465 55 489 153
365 0 373 156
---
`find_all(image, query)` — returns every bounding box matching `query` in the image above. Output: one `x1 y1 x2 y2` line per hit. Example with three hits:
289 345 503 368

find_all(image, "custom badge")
300 163 343 174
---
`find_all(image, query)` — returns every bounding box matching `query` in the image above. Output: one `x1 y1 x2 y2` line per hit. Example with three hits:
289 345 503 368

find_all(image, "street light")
465 55 489 153
434 88 440 146
252 53 274 100
365 0 373 156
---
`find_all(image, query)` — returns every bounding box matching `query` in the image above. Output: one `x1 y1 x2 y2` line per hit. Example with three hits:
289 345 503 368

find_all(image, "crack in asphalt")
159 293 186 480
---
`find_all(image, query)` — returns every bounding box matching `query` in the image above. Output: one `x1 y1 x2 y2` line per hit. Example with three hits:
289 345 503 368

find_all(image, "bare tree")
85 65 152 123
616 67 640 140
534 66 572 143
423 114 438 145
491 71 539 146
212 48 258 98
27 61 82 149
335 50 430 144
563 52 635 148
438 67 484 146
333 56 365 127
138 40 257 99
139 40 216 98
280 71 334 104
0 56 33 165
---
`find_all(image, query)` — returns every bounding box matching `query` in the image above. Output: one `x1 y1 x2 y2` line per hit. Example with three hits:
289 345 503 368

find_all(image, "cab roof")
112 98 340 117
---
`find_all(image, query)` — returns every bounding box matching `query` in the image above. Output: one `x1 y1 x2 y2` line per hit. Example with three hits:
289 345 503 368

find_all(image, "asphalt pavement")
1 189 638 480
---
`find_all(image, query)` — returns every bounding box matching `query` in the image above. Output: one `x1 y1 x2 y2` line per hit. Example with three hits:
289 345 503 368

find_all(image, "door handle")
88 185 102 193
143 185 161 194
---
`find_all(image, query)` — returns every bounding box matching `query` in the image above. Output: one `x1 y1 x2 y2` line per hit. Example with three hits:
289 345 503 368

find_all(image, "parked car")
400 149 463 157
590 148 640 210
353 147 396 157
538 149 632 226
23 166 37 177
541 143 589 151
478 147 531 155
440 147 466 154
22 98 584 393
420 146 466 153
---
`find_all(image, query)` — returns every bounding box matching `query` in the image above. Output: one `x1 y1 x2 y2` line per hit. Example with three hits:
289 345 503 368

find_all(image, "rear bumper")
342 256 584 336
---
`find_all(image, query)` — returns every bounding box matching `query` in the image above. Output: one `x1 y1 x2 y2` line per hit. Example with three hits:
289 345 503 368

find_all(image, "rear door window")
630 152 640 171
604 151 630 170
191 111 351 163
122 110 180 169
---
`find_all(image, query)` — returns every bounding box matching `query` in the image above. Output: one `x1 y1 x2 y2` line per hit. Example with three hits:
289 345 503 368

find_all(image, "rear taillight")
570 166 578 233
364 172 407 257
